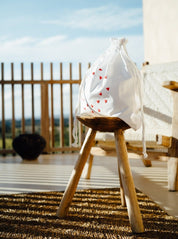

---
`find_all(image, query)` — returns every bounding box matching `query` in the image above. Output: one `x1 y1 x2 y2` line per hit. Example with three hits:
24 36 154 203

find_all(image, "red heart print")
97 100 100 103
84 107 86 110
99 68 102 71
99 92 102 96
91 110 94 113
105 99 107 103
99 76 102 80
104 76 107 79
98 109 101 112
92 72 95 75
91 104 94 108
106 87 110 91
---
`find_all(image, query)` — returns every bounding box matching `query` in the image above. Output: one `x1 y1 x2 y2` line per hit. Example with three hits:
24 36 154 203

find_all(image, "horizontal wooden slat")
0 80 81 84
156 134 171 147
1 147 80 154
50 147 80 152
96 139 169 150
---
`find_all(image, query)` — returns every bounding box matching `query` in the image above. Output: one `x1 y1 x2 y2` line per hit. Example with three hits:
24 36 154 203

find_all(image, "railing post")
1 63 6 151
40 63 50 153
41 83 50 152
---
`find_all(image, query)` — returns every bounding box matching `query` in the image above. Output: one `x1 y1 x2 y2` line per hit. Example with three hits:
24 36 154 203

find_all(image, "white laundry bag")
74 38 147 157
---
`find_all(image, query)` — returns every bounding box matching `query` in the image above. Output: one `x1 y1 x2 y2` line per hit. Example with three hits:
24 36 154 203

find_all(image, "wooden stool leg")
57 128 97 217
118 167 126 206
82 154 94 179
114 129 144 233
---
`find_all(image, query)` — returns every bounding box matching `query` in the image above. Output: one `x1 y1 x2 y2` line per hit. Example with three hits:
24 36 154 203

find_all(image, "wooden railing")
0 62 88 155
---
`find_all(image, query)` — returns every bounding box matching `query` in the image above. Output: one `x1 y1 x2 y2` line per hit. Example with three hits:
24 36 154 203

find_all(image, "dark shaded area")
12 134 46 160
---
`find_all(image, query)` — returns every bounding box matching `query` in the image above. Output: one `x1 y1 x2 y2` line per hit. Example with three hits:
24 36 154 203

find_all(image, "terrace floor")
0 153 178 218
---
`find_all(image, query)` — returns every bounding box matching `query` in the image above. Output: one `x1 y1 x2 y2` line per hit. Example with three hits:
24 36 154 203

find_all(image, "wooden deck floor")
0 153 177 218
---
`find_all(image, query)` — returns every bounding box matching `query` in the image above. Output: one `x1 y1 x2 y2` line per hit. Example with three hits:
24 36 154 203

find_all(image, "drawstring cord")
139 70 148 159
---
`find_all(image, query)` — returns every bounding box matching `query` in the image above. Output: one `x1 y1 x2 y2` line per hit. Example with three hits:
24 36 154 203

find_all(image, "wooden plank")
50 146 80 152
60 63 64 148
95 139 168 151
168 157 178 191
77 116 129 132
168 137 178 157
21 63 25 133
1 63 6 150
50 63 55 147
0 79 81 85
69 63 73 147
31 63 35 133
78 63 83 146
11 63 15 139
0 149 14 154
168 91 178 191
170 91 178 155
40 63 50 152
156 134 171 147
0 147 80 154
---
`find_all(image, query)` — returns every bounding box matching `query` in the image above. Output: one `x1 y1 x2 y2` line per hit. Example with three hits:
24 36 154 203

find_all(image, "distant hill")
0 117 69 134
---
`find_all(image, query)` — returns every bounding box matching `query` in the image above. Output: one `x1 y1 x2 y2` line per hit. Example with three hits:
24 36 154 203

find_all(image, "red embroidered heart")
97 100 100 103
104 76 107 79
91 104 94 108
106 87 110 91
99 68 102 71
91 110 94 113
92 72 95 75
105 99 107 103
99 76 102 80
98 109 101 112
99 92 102 96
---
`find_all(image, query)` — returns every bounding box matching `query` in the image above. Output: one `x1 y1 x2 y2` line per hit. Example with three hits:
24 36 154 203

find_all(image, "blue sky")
0 0 144 66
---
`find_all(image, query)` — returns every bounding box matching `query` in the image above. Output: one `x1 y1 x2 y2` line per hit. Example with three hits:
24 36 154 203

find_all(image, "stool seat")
57 116 144 233
77 116 130 132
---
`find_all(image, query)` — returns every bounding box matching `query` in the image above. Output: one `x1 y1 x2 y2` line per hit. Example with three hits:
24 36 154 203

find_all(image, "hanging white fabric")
74 38 147 158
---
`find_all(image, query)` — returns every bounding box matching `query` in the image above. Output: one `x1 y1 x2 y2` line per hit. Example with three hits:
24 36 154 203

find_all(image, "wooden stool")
57 116 144 233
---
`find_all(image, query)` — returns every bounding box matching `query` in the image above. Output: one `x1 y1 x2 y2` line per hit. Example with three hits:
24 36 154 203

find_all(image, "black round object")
12 134 46 160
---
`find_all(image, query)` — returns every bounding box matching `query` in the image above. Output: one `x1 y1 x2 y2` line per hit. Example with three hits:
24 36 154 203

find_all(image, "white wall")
143 0 178 64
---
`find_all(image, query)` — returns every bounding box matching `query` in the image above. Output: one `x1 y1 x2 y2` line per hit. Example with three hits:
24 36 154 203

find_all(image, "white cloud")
2 37 36 48
38 35 67 46
42 5 142 31
0 35 144 67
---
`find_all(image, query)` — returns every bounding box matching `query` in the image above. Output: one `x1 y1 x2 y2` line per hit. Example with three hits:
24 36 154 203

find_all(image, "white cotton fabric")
73 38 147 157
77 38 142 130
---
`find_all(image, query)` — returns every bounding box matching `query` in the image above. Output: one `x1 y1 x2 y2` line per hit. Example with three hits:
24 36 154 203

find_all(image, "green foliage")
0 138 13 149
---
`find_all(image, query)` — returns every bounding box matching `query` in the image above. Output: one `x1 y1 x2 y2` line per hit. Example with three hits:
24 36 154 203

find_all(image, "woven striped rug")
0 188 177 238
